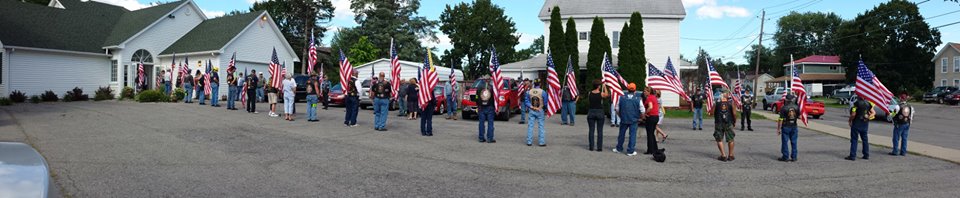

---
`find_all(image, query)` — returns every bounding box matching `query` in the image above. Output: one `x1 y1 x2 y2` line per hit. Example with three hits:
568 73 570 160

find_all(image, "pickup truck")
762 87 787 111
460 78 519 121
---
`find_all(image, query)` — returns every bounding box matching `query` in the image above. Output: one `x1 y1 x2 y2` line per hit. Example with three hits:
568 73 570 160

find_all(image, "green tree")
251 0 335 74
514 36 544 61
346 0 437 62
743 44 779 75
618 12 647 88
439 0 519 79
836 0 940 93
564 18 580 84
348 36 380 66
772 11 843 76
583 17 612 93
547 6 567 77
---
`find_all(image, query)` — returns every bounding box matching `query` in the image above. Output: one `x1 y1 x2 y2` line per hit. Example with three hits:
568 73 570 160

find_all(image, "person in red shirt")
643 87 661 155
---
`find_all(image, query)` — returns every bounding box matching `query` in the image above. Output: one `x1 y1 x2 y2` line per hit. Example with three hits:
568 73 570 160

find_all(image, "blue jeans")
374 98 389 129
892 124 910 155
184 84 193 103
616 122 638 153
345 96 359 125
446 96 456 117
781 126 799 159
561 101 576 124
519 104 527 122
197 88 206 105
211 85 219 106
478 107 495 140
692 107 703 128
257 88 265 102
227 86 237 109
164 81 172 95
306 95 318 120
527 110 546 145
610 106 620 125
850 122 870 158
421 103 435 135
398 98 407 116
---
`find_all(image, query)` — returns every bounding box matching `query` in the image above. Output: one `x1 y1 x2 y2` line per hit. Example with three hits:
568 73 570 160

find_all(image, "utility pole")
753 10 765 95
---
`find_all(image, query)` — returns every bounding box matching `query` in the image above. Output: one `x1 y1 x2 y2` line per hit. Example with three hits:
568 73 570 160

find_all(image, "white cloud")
91 0 148 10
421 33 453 51
682 0 716 8
246 0 267 4
696 5 750 19
202 9 226 18
517 33 540 48
331 0 355 20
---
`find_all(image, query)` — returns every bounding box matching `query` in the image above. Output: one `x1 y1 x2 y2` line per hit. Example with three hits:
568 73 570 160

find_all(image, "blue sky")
111 0 959 64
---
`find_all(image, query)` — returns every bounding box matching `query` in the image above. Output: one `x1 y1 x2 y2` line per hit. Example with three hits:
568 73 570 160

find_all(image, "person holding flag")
245 69 258 113
227 70 238 110
777 94 801 162
418 51 438 136
372 72 392 131
183 67 194 103
524 81 549 147
444 67 458 120
305 72 321 122
691 88 705 130
846 59 887 161
560 56 578 126
517 79 531 125
586 79 609 152
195 69 206 105
714 91 737 162
344 71 360 127
211 67 221 107
475 76 497 143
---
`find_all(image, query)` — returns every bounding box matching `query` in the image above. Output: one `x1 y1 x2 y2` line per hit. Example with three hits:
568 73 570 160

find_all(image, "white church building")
0 0 298 98
500 0 694 107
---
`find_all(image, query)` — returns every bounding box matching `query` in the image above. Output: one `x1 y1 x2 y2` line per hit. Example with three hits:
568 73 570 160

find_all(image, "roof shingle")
160 11 264 55
539 0 686 19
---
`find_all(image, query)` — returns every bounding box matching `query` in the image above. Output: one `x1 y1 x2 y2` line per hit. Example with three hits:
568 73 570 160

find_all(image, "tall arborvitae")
563 18 579 84
547 6 566 77
618 12 647 89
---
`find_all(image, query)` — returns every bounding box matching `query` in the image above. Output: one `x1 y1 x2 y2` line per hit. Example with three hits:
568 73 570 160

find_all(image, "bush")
29 95 41 104
120 87 135 100
94 86 115 101
9 90 26 103
63 87 89 102
171 88 186 102
136 90 169 102
41 90 59 102
0 97 12 106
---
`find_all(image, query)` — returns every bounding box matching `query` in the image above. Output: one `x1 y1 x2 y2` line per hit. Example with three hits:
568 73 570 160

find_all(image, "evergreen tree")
618 12 647 89
564 18 579 85
548 6 566 77
583 17 611 94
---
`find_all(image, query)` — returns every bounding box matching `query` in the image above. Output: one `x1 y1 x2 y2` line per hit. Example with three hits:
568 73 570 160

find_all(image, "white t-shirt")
282 78 296 96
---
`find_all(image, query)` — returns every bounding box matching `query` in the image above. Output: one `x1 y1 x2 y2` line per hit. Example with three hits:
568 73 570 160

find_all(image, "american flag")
789 56 808 126
706 59 739 106
268 48 283 91
390 38 401 100
180 56 189 87
545 52 561 117
488 47 504 113
168 53 176 89
564 55 578 99
240 67 248 105
137 62 145 89
855 59 894 113
600 53 625 108
705 81 714 113
204 60 212 95
418 50 439 109
227 52 236 74
516 79 529 98
663 57 690 102
647 63 686 99
308 30 317 74
155 69 162 90
449 66 457 88
338 50 354 92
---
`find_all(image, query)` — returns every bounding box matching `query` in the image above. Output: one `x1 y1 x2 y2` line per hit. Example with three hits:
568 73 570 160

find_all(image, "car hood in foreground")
0 142 50 198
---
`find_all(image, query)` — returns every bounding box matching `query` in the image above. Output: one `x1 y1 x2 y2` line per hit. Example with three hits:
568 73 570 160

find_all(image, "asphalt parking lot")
794 103 960 150
1 101 959 197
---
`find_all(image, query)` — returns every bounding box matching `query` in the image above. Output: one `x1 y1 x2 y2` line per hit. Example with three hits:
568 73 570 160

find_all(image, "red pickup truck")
460 78 519 121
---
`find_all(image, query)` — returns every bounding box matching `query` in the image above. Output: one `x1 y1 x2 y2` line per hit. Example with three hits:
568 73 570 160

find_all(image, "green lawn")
811 96 848 109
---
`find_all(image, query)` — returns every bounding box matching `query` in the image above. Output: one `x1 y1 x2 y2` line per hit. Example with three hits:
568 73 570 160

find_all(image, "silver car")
1 142 55 198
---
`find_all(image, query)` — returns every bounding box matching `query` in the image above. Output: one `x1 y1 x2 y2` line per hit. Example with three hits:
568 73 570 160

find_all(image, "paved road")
1 101 959 197
795 103 960 151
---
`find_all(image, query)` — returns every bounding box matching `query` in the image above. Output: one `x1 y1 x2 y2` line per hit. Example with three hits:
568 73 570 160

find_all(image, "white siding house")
0 0 297 99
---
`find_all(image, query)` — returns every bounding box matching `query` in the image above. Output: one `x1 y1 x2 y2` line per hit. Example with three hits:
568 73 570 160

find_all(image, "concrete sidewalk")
754 111 960 164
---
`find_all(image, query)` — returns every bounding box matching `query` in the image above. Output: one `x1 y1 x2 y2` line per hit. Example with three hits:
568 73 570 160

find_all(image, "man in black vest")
476 77 497 143
890 99 913 156
846 97 876 161
245 70 258 113
714 92 737 162
740 90 754 131
778 94 800 162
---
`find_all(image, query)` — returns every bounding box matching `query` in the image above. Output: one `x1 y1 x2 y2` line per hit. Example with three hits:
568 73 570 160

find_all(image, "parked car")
772 96 826 119
763 87 788 111
831 85 855 105
943 89 960 105
326 84 345 107
922 86 958 104
359 79 397 110
848 96 900 123
460 78 519 120
0 142 54 198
